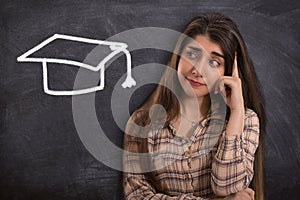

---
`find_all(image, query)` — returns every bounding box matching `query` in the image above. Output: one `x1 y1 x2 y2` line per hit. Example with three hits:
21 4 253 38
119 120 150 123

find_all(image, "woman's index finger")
232 52 239 78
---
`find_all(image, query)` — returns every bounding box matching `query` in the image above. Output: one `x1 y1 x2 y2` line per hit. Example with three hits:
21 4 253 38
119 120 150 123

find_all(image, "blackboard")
0 0 299 199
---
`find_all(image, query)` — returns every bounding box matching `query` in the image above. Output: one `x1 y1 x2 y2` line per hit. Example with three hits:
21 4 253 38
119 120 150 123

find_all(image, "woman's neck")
180 94 210 121
170 94 210 138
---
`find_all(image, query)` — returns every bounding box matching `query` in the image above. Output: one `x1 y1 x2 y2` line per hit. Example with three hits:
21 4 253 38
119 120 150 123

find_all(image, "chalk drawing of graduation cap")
17 34 136 95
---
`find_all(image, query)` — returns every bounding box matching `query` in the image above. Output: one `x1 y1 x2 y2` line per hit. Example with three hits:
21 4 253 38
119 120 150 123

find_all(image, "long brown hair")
131 13 267 200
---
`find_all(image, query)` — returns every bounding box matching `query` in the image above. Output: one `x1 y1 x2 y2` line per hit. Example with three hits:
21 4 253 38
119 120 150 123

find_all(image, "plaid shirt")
123 109 259 199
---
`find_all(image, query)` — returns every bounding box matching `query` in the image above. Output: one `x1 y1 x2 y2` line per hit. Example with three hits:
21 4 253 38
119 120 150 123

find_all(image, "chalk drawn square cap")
17 34 136 96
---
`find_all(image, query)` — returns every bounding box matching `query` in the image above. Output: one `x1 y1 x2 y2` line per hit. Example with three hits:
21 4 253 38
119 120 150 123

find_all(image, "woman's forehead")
187 35 224 56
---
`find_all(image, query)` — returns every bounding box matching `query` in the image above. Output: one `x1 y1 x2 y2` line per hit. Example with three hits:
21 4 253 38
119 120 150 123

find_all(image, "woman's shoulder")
125 109 167 138
245 108 258 119
244 108 260 127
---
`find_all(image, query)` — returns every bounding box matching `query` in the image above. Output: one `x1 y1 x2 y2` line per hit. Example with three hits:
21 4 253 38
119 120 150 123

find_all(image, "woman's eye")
209 59 220 67
186 51 198 59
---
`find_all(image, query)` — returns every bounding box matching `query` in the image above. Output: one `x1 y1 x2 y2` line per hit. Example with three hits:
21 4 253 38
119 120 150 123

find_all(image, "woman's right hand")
222 188 255 200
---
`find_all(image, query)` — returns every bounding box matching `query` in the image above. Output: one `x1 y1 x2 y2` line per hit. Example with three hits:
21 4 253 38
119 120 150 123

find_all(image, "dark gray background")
0 0 299 199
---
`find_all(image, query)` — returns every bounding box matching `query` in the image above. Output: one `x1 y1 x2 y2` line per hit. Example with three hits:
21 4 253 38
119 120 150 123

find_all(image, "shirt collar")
168 112 212 137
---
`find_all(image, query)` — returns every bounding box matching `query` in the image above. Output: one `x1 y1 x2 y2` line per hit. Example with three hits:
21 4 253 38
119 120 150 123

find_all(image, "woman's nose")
191 67 203 77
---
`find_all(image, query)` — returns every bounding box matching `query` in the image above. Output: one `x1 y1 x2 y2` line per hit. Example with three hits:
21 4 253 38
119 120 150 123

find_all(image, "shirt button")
185 173 192 179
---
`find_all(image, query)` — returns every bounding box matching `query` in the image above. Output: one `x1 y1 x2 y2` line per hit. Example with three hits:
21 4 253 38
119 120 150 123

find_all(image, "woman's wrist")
230 108 244 119
230 104 244 113
225 108 245 136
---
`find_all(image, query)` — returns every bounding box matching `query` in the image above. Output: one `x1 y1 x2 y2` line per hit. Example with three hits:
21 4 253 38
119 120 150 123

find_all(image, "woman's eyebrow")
187 46 203 52
187 46 225 59
211 51 225 59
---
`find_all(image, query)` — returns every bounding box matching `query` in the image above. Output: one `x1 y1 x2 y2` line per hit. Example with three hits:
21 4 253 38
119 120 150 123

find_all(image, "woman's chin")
182 88 209 98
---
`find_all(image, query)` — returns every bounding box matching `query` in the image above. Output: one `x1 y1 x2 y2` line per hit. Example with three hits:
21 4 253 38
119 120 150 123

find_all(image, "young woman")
123 13 266 200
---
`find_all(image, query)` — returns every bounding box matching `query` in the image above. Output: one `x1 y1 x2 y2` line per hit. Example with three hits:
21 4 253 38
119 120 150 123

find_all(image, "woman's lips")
187 78 206 87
